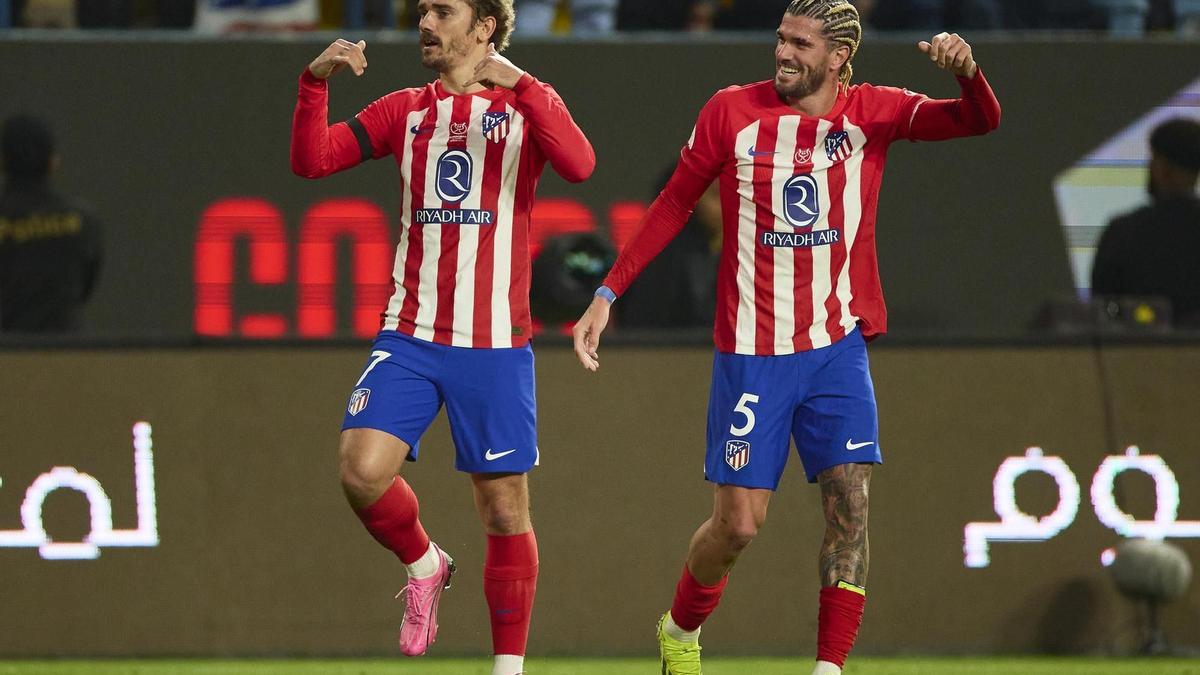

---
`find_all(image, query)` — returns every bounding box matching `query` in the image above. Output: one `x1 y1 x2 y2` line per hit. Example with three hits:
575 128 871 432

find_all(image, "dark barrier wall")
3 36 1200 339
1 344 1198 656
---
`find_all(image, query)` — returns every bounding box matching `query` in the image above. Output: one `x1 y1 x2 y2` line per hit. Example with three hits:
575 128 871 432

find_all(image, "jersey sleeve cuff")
300 68 328 90
594 285 617 304
513 72 536 96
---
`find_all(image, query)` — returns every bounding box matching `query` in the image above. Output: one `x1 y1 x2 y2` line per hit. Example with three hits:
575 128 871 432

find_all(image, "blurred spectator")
641 0 869 32
1179 0 1200 31
13 0 195 26
618 0 712 31
194 0 316 32
1091 118 1200 328
0 115 103 333
77 0 133 27
16 0 76 26
710 0 791 29
515 0 616 35
868 0 1001 30
1094 0 1149 33
619 167 721 329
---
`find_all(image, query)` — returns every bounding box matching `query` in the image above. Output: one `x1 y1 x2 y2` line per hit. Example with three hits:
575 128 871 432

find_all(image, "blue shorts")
706 328 882 489
341 331 538 474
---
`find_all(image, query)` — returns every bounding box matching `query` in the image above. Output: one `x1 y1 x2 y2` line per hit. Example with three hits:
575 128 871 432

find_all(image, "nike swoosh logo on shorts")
485 448 518 461
846 440 875 451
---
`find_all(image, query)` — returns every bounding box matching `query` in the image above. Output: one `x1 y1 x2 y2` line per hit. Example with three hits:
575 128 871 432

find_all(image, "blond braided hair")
786 0 862 87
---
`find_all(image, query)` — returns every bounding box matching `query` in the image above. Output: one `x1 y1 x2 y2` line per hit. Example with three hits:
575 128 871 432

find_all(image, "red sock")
669 564 728 631
355 477 430 564
817 583 867 667
484 531 539 656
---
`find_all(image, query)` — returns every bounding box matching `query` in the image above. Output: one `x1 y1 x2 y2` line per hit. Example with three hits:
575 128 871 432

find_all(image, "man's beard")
420 34 467 72
774 61 830 100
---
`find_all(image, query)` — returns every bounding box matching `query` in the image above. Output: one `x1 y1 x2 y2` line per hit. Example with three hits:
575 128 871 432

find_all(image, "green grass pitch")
2 659 1199 674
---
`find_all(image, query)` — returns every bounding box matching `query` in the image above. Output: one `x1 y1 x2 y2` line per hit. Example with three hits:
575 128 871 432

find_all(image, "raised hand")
464 43 525 90
308 39 368 80
917 32 976 79
571 296 611 372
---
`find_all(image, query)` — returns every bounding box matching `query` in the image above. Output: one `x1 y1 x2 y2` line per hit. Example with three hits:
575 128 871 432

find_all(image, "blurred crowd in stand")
5 0 1199 35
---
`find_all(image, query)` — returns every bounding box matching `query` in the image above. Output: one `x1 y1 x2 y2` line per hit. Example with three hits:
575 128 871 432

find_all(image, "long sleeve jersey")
603 71 1001 355
291 70 595 348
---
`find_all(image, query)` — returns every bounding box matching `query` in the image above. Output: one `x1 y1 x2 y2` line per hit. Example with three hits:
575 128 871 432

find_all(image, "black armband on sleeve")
346 117 373 163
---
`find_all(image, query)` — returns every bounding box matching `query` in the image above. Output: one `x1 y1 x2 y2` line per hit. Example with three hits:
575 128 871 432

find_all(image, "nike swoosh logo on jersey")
411 125 435 135
748 146 776 157
485 448 518 461
846 440 875 451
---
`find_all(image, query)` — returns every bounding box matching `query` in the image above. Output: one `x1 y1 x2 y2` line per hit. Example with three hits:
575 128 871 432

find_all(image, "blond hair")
466 0 516 51
786 0 862 86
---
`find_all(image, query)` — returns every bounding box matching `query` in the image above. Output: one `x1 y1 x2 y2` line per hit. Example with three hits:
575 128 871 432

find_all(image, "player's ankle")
405 542 440 579
663 612 701 643
492 653 524 675
812 659 842 675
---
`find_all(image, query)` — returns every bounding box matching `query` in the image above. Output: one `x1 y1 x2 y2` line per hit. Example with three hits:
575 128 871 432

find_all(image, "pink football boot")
396 543 456 656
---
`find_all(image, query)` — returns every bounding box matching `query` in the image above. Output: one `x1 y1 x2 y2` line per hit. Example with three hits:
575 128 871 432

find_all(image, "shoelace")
394 585 431 624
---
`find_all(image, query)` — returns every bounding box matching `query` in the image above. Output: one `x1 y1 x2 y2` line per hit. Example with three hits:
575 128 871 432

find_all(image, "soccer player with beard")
571 1 999 673
290 1 594 673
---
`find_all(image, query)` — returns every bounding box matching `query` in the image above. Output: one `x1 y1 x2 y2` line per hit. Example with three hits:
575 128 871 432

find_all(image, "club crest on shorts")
347 388 371 416
482 111 510 143
725 440 750 471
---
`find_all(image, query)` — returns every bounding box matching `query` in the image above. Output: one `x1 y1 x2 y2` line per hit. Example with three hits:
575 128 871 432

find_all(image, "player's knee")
479 499 529 535
716 514 761 551
338 444 394 500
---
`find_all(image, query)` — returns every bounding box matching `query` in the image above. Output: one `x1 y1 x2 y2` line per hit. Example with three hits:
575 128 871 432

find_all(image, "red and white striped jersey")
292 71 594 348
604 72 1000 355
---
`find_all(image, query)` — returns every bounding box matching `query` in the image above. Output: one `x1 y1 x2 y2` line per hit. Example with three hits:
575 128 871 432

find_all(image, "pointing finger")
917 40 932 54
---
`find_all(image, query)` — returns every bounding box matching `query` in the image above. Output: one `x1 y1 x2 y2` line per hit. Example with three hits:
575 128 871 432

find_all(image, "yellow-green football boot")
657 612 702 674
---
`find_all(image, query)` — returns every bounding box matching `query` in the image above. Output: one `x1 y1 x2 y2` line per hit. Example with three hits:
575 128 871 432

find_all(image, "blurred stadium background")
2 1 1200 673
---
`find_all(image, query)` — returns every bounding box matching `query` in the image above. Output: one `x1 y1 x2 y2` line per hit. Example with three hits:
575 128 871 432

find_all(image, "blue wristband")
594 285 617 304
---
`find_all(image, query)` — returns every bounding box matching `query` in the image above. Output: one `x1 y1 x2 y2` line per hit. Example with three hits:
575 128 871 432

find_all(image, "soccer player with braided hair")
572 1 999 673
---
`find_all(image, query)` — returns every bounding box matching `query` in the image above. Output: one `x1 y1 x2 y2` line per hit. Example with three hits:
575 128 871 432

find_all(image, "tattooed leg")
817 463 871 588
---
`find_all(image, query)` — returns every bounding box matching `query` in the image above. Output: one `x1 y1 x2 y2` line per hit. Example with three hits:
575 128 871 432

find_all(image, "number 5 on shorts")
355 350 391 387
729 393 760 437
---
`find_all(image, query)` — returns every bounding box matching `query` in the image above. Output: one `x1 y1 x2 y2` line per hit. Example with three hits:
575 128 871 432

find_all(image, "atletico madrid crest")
725 440 750 471
825 130 853 162
347 388 371 416
482 112 510 143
